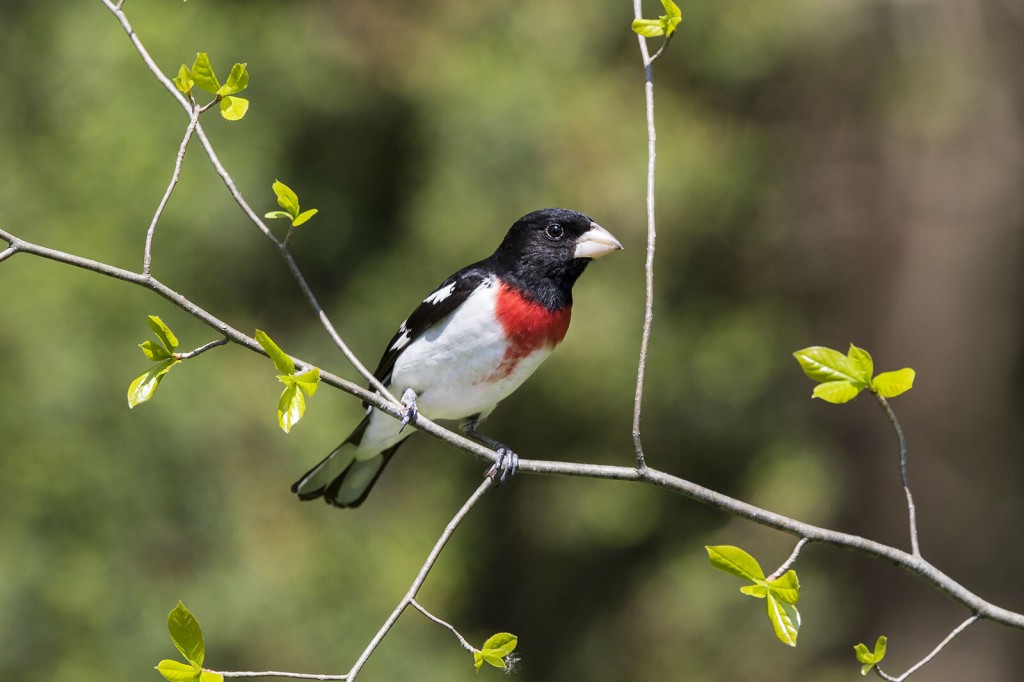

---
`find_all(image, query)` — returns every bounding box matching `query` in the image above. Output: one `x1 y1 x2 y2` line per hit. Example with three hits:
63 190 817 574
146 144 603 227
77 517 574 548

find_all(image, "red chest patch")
488 284 570 381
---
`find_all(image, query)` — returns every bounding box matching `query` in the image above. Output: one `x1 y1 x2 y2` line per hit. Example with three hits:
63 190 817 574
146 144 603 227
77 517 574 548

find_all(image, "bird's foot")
398 388 418 433
486 446 519 485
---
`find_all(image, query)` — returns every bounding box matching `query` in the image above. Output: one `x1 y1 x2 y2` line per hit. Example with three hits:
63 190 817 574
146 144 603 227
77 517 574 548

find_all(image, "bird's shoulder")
371 261 495 386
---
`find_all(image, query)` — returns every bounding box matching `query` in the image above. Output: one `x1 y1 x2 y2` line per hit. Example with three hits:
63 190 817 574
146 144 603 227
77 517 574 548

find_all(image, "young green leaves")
173 53 250 121
128 316 181 408
264 180 319 229
156 602 223 682
706 545 802 646
474 632 518 671
631 0 682 38
793 344 916 405
255 330 320 433
854 635 887 676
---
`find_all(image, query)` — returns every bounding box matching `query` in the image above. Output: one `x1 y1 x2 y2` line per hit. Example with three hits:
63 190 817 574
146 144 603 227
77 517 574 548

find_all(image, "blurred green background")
2 0 1024 680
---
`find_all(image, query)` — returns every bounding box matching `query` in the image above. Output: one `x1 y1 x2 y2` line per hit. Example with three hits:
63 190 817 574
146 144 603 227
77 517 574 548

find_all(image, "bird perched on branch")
292 208 622 508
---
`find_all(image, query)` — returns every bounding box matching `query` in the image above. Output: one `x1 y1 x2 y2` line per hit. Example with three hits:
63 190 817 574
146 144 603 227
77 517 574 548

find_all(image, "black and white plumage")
291 208 622 508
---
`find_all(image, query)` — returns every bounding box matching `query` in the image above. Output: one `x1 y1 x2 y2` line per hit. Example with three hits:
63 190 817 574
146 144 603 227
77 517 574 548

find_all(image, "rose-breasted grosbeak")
292 208 622 507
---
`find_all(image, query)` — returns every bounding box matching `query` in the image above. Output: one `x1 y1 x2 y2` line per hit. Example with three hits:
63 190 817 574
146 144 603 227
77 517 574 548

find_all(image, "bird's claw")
486 447 519 485
398 388 418 433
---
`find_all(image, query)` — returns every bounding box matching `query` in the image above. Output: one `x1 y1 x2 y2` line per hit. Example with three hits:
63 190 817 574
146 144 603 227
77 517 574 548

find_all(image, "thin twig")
875 615 979 681
347 478 493 680
0 246 16 263
409 599 477 653
174 337 229 360
648 35 674 64
766 538 810 582
630 0 660 472
872 392 920 557
99 0 397 405
143 100 203 276
217 672 346 680
3 228 1024 634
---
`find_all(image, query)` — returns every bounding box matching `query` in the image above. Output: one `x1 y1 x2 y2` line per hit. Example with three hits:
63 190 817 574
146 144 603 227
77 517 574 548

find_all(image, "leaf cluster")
173 53 250 121
128 316 181 408
474 632 518 671
264 180 319 228
706 545 802 646
793 344 915 404
854 635 887 676
156 602 223 682
631 0 682 38
255 330 320 433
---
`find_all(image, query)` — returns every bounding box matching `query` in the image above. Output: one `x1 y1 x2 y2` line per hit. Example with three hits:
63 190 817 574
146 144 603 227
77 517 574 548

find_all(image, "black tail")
290 415 408 508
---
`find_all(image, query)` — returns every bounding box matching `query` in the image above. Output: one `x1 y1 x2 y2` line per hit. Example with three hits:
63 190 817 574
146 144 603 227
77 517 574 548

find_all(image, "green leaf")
294 367 320 397
872 368 915 398
768 570 800 605
481 632 518 658
661 0 682 19
292 208 319 227
474 632 517 670
148 315 179 353
219 96 249 121
200 672 224 682
812 380 862 404
255 329 295 374
740 583 767 598
706 545 765 582
264 211 293 221
140 340 172 361
127 358 179 408
847 343 874 383
217 62 248 96
793 346 864 385
272 180 301 218
854 635 887 675
661 13 682 37
156 660 201 682
278 382 305 433
173 65 194 95
167 601 205 668
191 53 220 94
631 18 665 37
766 593 799 646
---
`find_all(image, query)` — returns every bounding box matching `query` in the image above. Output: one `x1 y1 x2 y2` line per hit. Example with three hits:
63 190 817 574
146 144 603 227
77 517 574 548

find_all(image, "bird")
291 208 622 508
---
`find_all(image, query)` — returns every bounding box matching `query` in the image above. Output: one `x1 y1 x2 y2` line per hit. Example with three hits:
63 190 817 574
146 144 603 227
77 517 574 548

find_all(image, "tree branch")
345 478 493 680
875 615 979 681
409 599 477 653
872 392 920 557
174 337 229 360
630 0 660 472
99 0 397 406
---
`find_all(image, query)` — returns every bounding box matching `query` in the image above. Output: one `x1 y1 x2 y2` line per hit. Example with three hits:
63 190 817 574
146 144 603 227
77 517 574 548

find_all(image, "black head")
489 208 622 308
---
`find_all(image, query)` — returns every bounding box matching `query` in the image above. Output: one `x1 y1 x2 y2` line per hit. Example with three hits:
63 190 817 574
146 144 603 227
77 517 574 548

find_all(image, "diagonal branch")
99 0 396 405
2 225 1023 635
873 392 920 557
875 615 979 681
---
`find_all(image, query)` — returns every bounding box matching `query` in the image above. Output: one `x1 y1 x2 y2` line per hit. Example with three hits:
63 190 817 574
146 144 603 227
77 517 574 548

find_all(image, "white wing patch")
423 282 456 305
388 322 412 353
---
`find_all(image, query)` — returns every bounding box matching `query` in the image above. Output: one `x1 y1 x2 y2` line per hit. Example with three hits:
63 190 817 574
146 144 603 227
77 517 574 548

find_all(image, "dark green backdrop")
2 1 1023 680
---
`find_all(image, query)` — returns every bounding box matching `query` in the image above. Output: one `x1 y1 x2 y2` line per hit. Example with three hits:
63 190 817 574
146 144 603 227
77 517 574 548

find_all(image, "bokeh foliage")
2 1 1024 681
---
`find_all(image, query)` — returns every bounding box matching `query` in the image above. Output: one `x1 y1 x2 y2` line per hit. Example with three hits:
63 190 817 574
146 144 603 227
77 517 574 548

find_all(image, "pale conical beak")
574 222 623 259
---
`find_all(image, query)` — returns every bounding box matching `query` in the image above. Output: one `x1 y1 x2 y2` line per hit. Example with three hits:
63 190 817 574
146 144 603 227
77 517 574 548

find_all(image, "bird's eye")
545 224 564 240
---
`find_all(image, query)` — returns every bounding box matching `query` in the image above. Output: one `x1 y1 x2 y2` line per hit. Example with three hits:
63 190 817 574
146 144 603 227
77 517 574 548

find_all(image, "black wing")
370 264 492 389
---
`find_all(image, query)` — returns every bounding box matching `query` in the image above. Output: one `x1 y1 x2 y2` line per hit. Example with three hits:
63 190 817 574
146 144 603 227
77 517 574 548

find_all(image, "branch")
766 538 810 582
218 672 346 680
345 478 492 679
143 97 214 276
872 392 920 557
1 225 1021 635
99 0 397 406
630 0 660 472
875 615 979 681
174 337 229 360
409 599 477 653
